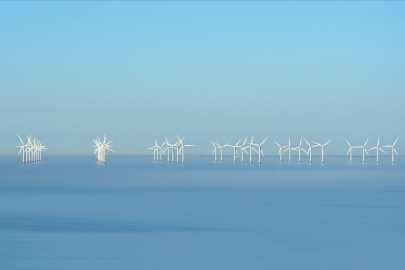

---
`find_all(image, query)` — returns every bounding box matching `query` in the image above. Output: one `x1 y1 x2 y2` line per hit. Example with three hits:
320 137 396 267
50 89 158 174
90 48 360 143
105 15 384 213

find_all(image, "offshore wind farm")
1 1 404 270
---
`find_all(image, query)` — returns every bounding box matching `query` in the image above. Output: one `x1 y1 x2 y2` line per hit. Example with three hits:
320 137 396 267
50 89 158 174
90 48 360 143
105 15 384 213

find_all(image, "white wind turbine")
251 137 268 164
226 139 241 163
26 136 33 163
38 139 47 161
303 138 316 164
32 138 39 162
211 140 220 162
214 142 228 162
313 140 331 164
246 136 256 163
346 140 354 163
282 138 292 163
17 135 26 163
161 138 171 162
383 137 399 164
292 138 307 163
177 136 194 164
93 134 114 163
238 137 248 163
175 137 183 163
147 140 160 161
274 141 286 162
353 139 369 163
368 137 386 164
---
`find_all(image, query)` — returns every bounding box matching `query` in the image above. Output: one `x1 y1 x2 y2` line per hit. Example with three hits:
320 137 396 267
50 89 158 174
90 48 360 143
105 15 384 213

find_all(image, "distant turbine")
176 136 194 164
303 138 316 164
292 138 306 163
274 141 286 162
16 135 25 163
215 142 228 162
93 134 113 163
282 138 292 163
346 140 353 163
239 137 248 163
353 139 369 163
226 139 241 163
383 137 399 164
368 137 386 164
210 140 219 162
313 140 331 164
251 137 268 164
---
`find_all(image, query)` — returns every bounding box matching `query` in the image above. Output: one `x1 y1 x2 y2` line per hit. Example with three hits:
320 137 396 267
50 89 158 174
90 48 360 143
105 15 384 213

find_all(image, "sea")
0 155 404 270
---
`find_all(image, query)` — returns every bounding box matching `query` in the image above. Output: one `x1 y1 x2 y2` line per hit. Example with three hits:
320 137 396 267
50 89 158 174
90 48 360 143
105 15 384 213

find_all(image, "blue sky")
1 1 404 155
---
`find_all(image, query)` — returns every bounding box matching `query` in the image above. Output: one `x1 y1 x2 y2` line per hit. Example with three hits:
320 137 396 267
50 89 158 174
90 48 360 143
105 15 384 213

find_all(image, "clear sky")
1 1 404 156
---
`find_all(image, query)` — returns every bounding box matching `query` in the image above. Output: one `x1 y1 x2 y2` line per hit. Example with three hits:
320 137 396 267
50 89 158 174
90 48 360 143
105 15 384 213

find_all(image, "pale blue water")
0 156 404 269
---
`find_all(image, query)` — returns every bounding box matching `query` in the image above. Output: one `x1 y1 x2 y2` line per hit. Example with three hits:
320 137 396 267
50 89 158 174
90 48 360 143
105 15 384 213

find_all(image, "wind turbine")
38 139 47 161
368 137 386 164
147 140 160 161
177 136 194 164
282 138 292 163
292 138 306 163
17 135 26 163
252 137 267 164
214 142 228 162
346 140 353 163
26 136 33 163
161 138 171 162
274 141 286 162
303 138 316 164
238 137 248 163
226 139 241 163
246 136 256 163
93 134 114 163
383 137 399 164
313 140 331 164
211 140 220 162
353 139 369 163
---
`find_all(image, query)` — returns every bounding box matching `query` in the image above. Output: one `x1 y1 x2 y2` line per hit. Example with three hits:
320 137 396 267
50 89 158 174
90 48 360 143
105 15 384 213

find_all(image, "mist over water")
0 156 404 269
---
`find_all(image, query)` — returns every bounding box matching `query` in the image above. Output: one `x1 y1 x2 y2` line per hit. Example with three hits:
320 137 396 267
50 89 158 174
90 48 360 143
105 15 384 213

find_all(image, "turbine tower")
383 137 399 163
313 140 331 164
368 137 386 164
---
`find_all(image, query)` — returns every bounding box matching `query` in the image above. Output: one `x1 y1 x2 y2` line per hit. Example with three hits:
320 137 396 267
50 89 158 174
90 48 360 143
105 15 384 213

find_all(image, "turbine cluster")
211 137 331 164
211 136 268 164
346 137 399 164
93 134 114 163
276 138 331 164
16 135 47 164
148 136 194 164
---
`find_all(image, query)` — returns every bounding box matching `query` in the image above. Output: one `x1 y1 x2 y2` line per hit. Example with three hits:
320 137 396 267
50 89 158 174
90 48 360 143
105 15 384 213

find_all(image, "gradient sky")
1 1 404 155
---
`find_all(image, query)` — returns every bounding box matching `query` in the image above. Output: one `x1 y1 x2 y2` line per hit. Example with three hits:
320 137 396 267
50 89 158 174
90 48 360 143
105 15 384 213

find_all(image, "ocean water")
0 156 404 270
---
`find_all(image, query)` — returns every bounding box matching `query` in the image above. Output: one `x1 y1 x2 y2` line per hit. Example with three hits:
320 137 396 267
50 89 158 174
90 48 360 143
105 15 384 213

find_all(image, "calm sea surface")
0 156 404 270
